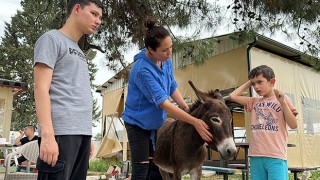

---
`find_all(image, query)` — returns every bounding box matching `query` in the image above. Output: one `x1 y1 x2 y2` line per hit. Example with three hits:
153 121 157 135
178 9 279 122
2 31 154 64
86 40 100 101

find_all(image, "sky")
0 1 21 35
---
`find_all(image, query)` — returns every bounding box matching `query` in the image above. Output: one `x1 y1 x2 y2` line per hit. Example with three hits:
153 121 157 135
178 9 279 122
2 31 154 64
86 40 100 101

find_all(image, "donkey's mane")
188 99 203 113
207 90 218 98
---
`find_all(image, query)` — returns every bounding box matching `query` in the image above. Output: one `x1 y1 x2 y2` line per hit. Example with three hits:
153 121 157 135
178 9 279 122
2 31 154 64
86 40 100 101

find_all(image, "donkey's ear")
188 81 209 102
212 89 225 102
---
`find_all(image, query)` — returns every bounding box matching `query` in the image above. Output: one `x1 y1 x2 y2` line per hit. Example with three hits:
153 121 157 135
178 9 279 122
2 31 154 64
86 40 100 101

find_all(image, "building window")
301 97 320 135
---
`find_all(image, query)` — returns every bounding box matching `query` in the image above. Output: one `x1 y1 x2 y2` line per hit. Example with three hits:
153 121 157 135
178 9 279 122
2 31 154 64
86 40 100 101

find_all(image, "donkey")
153 81 237 180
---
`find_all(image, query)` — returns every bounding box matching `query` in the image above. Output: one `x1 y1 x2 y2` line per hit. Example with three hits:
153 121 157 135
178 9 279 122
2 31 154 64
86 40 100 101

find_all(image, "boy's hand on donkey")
194 120 213 142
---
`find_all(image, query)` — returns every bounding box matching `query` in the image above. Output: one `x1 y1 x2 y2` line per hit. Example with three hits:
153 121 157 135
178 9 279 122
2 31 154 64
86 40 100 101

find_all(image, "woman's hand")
193 120 213 142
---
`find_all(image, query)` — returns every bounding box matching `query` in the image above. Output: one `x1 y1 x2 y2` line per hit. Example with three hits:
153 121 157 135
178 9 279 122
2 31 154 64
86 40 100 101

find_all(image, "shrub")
89 159 121 172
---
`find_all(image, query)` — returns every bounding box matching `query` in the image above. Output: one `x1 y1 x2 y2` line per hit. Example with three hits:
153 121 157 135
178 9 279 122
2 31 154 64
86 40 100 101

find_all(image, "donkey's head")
188 81 237 160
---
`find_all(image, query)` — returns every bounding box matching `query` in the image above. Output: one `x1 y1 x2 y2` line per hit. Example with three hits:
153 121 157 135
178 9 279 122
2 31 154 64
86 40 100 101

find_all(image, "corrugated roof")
253 34 312 66
0 79 28 89
0 78 28 97
96 32 317 93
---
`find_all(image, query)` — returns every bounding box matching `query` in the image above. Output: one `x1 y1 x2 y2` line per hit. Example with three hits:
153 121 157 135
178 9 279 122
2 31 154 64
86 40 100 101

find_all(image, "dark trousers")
125 122 162 180
37 135 91 180
17 156 27 164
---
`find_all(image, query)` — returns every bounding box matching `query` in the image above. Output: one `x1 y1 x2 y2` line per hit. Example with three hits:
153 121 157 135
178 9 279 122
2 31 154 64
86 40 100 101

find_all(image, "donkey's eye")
210 117 220 123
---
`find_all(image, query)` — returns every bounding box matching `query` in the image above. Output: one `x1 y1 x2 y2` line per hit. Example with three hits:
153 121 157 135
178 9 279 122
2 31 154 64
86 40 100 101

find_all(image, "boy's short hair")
248 65 275 81
67 0 103 16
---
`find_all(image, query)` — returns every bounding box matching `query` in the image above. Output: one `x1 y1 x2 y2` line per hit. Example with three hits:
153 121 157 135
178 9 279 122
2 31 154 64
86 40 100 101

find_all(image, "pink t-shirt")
245 95 298 160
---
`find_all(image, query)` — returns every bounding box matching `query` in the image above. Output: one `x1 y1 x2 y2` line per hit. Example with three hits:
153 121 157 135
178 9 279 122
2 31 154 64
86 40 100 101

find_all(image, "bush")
89 159 121 172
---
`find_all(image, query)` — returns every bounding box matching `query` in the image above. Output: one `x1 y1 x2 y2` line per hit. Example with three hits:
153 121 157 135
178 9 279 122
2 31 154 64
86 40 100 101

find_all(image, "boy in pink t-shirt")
229 65 298 180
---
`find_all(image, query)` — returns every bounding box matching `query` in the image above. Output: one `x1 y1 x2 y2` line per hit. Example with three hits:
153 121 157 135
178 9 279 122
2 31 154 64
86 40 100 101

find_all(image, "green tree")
98 0 224 71
226 0 320 68
0 0 101 130
86 0 320 72
94 133 102 141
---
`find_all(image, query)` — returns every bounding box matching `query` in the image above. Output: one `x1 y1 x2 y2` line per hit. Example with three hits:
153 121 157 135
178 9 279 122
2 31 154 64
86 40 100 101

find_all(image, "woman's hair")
144 17 170 51
248 65 275 81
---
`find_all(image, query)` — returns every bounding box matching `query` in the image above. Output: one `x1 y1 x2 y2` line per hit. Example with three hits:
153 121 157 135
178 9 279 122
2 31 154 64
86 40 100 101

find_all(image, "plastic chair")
4 140 39 180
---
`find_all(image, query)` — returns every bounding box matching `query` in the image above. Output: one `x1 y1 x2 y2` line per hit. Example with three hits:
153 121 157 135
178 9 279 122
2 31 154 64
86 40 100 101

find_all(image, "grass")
182 174 242 179
2 159 320 180
88 160 320 180
0 159 120 179
180 170 320 180
289 170 320 180
88 159 121 176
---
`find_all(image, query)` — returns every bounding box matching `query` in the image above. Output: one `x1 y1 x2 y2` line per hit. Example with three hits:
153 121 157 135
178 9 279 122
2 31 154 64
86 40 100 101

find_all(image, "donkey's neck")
184 101 209 147
178 118 205 148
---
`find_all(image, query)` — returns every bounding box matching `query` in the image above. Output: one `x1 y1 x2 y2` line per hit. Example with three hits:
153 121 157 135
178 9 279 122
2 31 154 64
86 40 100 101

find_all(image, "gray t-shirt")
34 30 92 136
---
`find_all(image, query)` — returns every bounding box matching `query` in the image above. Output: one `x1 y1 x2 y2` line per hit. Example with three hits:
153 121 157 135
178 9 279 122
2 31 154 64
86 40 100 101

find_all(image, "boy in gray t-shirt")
33 1 103 179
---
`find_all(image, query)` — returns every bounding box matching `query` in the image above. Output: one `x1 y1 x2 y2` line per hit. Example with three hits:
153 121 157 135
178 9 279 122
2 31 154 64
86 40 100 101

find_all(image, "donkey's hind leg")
159 168 173 180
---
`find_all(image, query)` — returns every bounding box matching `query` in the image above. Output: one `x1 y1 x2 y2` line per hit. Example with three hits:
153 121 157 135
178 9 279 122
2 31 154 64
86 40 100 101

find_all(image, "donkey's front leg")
189 167 202 180
172 167 182 180
159 168 173 180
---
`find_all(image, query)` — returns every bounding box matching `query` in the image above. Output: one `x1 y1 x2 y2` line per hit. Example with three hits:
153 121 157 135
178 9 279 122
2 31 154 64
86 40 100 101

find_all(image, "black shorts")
37 135 91 180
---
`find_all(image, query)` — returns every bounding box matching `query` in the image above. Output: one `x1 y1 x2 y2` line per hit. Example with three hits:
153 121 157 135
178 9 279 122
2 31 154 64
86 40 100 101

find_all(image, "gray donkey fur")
154 81 237 180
